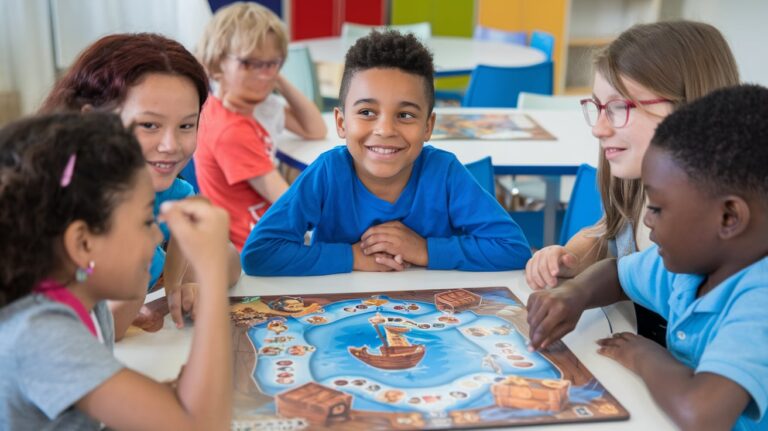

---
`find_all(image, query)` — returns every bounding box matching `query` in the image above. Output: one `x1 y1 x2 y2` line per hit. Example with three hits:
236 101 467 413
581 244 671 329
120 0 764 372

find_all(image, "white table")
275 108 599 246
293 36 547 98
292 36 547 77
115 270 675 431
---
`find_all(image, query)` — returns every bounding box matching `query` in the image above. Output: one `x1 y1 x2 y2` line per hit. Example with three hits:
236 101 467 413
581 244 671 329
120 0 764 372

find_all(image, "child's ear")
719 195 750 239
334 107 346 138
62 220 95 269
423 111 437 142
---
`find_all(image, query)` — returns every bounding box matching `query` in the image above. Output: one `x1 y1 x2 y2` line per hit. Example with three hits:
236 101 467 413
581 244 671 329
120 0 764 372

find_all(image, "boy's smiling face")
642 145 722 274
335 68 435 199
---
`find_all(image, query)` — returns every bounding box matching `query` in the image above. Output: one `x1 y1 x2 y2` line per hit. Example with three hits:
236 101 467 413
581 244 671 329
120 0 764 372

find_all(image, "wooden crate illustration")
491 376 571 412
276 382 352 425
434 289 482 313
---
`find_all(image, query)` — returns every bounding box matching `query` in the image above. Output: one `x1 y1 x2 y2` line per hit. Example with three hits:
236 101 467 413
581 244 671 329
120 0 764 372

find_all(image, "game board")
229 287 628 430
430 113 556 141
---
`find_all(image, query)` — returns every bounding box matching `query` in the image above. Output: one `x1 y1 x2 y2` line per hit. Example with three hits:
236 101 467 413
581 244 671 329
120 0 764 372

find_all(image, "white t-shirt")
252 93 287 155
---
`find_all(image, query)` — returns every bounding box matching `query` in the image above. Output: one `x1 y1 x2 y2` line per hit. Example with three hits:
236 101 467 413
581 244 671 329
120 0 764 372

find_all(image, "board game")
430 113 556 141
229 287 628 430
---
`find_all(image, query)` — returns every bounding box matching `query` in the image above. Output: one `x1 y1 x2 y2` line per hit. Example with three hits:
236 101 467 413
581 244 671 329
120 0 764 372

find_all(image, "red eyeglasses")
580 98 670 128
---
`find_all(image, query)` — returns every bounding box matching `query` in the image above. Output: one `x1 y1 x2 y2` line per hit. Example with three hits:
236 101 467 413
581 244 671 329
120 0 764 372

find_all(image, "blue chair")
208 0 281 15
462 62 553 108
463 156 495 195
530 30 555 60
558 164 602 245
436 26 528 103
281 45 323 109
473 25 527 45
180 160 200 193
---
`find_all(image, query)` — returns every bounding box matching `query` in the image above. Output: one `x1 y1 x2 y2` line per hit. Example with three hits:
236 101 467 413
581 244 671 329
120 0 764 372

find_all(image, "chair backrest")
462 62 553 108
517 92 584 111
530 30 555 61
341 22 432 40
281 45 322 109
463 156 495 196
208 0 282 15
473 25 526 46
559 164 602 245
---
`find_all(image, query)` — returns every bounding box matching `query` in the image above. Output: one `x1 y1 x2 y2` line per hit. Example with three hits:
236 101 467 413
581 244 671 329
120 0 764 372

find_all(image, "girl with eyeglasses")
525 21 739 346
195 2 326 250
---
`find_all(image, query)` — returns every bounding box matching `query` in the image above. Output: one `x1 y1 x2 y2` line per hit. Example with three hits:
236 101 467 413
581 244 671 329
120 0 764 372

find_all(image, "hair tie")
60 153 77 187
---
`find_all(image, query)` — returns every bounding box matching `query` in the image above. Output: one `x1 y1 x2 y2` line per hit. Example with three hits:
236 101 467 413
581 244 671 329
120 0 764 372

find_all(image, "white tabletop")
276 108 599 176
115 270 675 431
291 36 547 75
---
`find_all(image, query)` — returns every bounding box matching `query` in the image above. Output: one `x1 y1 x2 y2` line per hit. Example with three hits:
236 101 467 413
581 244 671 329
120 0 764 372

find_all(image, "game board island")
229 287 629 430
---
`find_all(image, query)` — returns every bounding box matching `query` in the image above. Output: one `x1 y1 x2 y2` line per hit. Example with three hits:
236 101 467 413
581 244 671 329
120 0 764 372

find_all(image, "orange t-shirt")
195 95 274 250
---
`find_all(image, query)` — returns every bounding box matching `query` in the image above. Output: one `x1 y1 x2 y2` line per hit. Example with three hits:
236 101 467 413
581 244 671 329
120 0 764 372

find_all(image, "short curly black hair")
0 112 145 306
338 30 435 113
651 84 768 200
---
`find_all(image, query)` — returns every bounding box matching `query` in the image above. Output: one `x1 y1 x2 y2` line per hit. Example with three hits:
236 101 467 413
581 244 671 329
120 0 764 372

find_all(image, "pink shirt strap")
34 279 97 337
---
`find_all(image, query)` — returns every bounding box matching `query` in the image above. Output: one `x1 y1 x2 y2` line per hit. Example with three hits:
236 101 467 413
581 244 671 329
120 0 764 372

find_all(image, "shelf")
568 36 615 47
563 86 592 96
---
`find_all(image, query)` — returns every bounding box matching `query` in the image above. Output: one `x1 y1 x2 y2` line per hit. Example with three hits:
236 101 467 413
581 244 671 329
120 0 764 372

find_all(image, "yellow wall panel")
477 0 569 93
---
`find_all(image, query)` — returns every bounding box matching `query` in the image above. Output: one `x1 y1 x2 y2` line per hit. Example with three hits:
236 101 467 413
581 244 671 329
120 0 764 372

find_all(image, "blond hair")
196 2 288 77
588 21 739 257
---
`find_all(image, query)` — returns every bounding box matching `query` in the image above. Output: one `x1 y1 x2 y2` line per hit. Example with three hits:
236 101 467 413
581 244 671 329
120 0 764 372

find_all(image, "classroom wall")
680 0 768 87
0 0 210 118
1 0 766 118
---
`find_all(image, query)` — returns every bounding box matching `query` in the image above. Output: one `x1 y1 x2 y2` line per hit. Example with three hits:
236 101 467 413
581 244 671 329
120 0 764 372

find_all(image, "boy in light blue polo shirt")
526 84 768 431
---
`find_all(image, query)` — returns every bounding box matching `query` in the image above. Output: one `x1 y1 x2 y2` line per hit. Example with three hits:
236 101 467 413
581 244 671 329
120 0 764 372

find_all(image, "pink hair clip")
60 153 77 187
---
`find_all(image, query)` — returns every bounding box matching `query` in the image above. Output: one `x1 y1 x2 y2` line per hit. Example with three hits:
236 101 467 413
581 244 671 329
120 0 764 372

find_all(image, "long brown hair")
589 21 739 256
39 33 208 113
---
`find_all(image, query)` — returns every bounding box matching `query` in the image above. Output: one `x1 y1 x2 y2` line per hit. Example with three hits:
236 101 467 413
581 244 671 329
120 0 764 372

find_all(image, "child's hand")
360 221 428 267
352 241 408 272
273 74 286 94
158 198 230 278
132 299 168 332
596 332 666 373
525 245 580 289
166 282 198 329
526 285 587 351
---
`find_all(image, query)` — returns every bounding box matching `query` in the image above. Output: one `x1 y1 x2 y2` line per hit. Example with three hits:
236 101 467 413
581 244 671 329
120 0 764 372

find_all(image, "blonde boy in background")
195 2 326 250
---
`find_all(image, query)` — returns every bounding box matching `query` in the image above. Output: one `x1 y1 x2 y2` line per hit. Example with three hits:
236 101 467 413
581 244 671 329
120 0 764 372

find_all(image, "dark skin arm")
598 332 750 430
527 258 628 350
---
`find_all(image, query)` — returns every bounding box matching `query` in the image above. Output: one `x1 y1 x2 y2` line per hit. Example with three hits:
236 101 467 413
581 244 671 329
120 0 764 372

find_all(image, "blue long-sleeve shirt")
241 146 531 275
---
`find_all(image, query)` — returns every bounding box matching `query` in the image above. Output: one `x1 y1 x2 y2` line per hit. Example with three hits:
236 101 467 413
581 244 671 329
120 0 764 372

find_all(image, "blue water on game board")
248 297 563 413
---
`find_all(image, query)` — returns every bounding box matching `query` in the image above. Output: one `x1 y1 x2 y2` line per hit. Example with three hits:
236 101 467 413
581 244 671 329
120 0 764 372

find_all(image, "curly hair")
338 30 435 113
652 84 768 200
0 112 145 306
39 33 208 114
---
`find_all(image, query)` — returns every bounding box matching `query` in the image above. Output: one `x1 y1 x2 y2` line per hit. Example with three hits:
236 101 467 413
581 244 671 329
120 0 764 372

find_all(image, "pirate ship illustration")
348 313 425 370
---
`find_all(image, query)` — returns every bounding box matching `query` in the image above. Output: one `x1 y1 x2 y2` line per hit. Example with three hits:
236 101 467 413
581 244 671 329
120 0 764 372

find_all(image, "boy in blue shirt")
241 30 531 275
526 84 768 430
